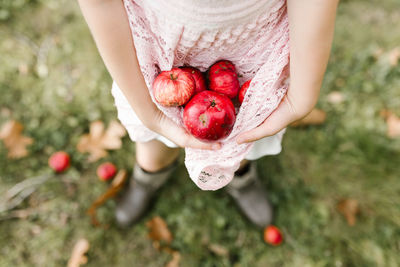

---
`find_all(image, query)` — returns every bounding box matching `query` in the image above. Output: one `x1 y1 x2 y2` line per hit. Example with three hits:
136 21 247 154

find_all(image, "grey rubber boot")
115 161 178 227
225 162 273 228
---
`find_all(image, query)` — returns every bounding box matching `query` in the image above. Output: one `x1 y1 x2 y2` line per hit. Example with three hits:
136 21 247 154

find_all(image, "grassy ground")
1 0 400 266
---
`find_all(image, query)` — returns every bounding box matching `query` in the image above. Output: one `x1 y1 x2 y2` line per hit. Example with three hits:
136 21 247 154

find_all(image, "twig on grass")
86 170 127 227
0 173 52 213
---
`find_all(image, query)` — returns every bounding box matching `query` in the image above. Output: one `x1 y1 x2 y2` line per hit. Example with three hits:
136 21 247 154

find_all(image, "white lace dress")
111 0 290 190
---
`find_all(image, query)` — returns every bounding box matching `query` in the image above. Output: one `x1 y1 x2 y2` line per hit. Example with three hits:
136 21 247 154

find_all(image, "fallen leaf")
337 198 359 226
146 217 179 266
372 47 384 59
208 244 229 257
18 63 29 75
290 108 327 127
87 170 127 226
334 78 346 87
146 216 173 248
381 110 400 138
0 107 12 117
327 91 344 104
0 208 34 221
77 120 126 162
30 225 42 235
165 250 181 267
388 47 400 66
67 238 90 267
36 63 48 78
0 120 33 158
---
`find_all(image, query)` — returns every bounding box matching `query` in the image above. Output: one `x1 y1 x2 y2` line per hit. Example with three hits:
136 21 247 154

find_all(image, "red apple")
48 151 70 173
180 67 207 94
183 91 236 141
210 60 236 73
97 162 117 181
208 61 240 98
264 225 283 246
238 79 252 104
153 68 195 107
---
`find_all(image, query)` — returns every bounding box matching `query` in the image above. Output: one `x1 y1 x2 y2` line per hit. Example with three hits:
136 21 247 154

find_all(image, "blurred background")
1 0 400 266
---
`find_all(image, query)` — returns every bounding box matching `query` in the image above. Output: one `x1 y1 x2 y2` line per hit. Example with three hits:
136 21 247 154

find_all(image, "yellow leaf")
327 91 345 104
77 120 126 162
87 170 127 226
208 244 229 257
146 216 173 247
388 47 400 66
165 251 181 267
381 110 400 138
67 238 90 267
337 198 359 226
0 120 33 158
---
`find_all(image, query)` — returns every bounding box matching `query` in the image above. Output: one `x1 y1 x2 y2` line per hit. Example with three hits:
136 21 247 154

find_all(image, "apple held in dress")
153 68 195 107
238 79 251 104
180 66 207 94
183 91 236 141
208 60 240 99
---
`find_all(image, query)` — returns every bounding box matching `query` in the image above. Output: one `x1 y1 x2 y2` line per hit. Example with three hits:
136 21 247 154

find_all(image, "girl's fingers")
236 99 296 144
183 135 221 150
159 117 221 150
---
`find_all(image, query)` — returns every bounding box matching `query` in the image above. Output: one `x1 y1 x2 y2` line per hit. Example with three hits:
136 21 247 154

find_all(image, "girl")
77 0 339 228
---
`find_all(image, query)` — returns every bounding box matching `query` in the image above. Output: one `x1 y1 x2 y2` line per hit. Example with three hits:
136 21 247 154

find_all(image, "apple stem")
211 100 216 107
170 73 177 80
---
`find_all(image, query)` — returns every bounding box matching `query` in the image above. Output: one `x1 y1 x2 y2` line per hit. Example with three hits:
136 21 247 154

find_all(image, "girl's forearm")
287 0 339 113
77 0 159 129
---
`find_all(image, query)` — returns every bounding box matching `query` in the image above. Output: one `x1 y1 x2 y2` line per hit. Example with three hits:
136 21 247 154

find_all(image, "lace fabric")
120 0 290 190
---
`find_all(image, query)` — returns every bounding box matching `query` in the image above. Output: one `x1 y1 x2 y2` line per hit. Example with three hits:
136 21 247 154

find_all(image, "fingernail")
236 138 243 144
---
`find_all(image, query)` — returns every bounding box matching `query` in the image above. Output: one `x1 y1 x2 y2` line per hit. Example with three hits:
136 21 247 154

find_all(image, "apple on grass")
264 225 283 246
48 151 70 173
97 162 117 181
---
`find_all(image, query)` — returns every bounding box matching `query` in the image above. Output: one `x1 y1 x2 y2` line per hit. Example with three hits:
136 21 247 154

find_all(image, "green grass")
1 0 400 266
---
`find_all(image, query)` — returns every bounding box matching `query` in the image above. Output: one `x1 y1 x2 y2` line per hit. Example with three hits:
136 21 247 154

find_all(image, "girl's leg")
136 140 181 172
235 159 249 175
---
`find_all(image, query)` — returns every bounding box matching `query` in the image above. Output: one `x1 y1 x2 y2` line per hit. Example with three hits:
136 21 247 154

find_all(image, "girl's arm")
77 0 219 150
237 0 340 144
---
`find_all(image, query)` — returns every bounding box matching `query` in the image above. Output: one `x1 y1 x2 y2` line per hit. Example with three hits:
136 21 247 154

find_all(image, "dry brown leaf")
290 108 327 127
87 170 127 226
0 108 12 117
372 47 384 59
0 120 33 158
337 198 359 226
146 216 173 248
18 63 29 75
77 120 126 162
146 217 179 267
165 251 181 267
327 91 345 104
388 47 400 66
208 244 229 257
381 110 400 138
67 238 90 267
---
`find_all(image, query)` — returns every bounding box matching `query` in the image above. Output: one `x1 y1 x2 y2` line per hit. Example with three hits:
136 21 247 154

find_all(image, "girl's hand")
236 86 318 144
237 0 339 144
149 110 222 150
